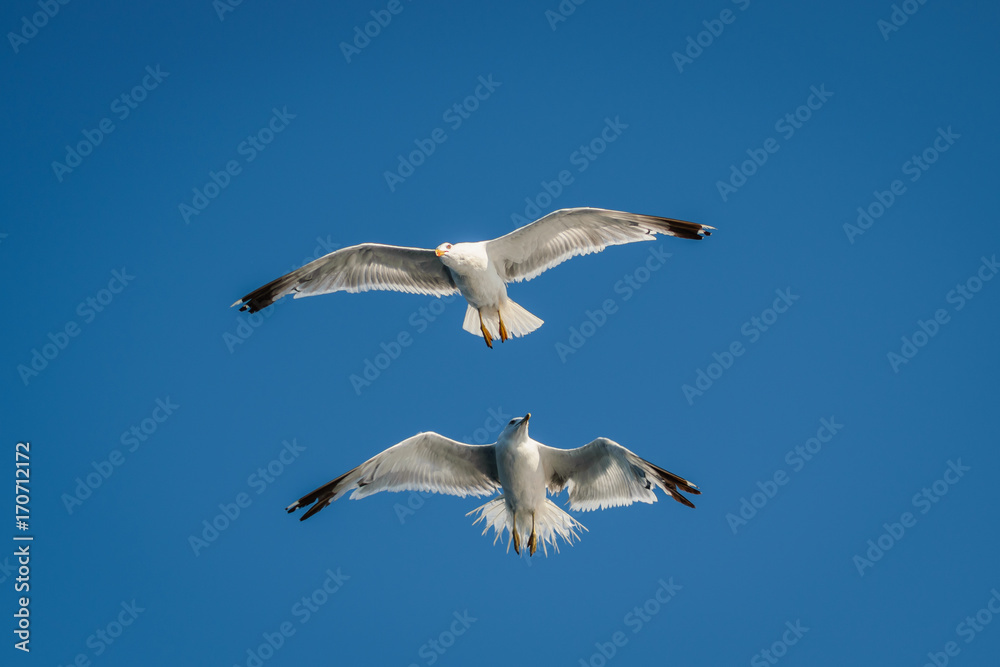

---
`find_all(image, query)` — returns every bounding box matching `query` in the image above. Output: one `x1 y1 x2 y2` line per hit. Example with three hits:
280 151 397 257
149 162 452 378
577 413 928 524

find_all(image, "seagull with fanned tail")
286 413 700 556
234 207 713 348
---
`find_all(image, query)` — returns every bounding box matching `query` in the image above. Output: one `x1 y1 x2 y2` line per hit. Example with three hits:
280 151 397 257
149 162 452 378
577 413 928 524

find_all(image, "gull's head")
434 243 453 257
501 413 531 439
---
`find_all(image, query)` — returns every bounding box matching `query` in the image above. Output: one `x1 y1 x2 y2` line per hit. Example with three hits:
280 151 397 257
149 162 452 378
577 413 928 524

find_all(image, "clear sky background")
3 1 999 665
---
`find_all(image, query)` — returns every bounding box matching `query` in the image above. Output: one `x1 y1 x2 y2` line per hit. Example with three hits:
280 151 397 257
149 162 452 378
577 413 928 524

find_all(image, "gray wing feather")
234 243 458 313
485 207 712 284
539 438 700 511
286 432 499 520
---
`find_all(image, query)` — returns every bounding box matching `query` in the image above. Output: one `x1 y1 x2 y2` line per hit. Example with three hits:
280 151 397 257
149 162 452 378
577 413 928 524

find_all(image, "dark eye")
509 419 516 425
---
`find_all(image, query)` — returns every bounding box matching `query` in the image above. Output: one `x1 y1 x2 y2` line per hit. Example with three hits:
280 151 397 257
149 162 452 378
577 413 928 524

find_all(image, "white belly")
452 261 506 310
496 439 546 513
441 242 507 310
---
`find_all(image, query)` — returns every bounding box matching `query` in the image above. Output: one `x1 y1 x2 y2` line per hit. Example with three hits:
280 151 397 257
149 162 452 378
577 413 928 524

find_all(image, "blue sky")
3 1 999 665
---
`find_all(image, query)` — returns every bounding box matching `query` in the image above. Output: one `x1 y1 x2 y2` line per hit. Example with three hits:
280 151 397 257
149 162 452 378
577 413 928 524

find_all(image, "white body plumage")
494 416 548 552
285 413 701 556
234 207 713 348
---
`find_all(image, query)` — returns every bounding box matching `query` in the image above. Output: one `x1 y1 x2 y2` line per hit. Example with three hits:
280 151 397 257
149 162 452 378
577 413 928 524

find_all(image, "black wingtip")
235 293 268 314
289 468 357 523
607 210 713 241
643 458 701 508
235 271 300 315
672 492 697 509
300 499 332 521
650 215 715 241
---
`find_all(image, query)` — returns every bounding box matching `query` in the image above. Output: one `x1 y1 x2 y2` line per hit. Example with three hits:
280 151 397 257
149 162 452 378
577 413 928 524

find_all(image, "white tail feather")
466 495 587 556
461 299 544 339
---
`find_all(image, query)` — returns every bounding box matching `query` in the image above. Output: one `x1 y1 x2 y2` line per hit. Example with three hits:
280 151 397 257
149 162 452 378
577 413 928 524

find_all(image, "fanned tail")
466 495 587 557
461 299 544 340
500 299 544 337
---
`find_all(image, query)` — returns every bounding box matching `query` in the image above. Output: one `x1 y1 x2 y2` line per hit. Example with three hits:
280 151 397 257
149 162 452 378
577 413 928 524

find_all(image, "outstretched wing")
485 207 713 284
286 432 499 521
233 243 459 313
539 437 700 511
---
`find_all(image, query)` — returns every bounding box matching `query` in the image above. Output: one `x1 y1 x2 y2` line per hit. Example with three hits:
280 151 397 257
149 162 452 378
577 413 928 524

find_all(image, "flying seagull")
233 207 712 348
286 413 700 556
